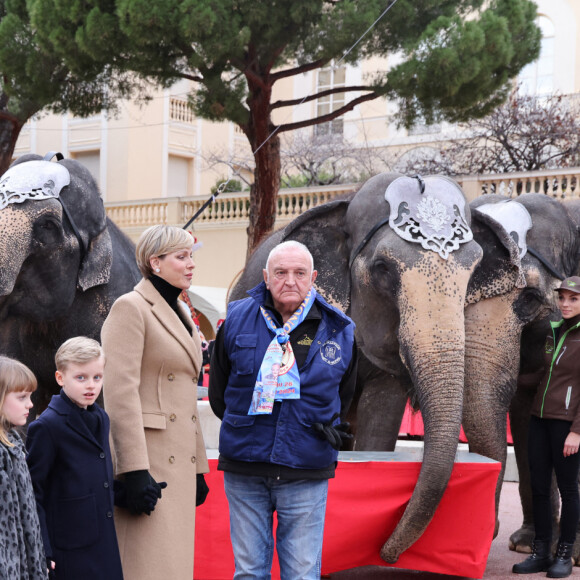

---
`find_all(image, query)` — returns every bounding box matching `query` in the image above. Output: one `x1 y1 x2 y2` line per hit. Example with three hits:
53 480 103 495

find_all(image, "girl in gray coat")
0 355 47 579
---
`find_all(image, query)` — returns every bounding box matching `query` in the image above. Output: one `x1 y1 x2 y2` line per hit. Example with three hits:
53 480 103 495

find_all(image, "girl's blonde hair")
0 356 37 447
135 225 194 278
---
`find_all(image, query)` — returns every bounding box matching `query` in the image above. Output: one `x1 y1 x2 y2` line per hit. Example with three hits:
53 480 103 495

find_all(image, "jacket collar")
247 281 352 331
48 394 103 449
134 278 198 367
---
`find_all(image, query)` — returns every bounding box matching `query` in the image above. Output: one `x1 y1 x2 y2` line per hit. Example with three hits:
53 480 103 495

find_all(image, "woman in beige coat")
101 225 209 580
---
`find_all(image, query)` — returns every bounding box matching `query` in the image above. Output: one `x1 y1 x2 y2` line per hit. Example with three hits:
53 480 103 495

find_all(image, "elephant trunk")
380 253 473 563
463 292 523 525
0 206 31 296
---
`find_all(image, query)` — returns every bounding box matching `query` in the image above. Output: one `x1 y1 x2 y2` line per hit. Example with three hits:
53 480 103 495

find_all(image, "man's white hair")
265 240 314 273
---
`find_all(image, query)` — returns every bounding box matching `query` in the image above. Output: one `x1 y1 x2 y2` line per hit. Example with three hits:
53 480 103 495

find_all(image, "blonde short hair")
55 336 104 372
135 225 194 278
0 356 37 446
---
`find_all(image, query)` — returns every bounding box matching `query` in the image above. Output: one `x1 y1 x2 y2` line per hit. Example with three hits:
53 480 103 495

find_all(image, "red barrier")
194 453 500 579
399 402 513 444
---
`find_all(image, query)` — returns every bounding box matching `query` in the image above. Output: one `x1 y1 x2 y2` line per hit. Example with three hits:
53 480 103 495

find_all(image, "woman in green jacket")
513 276 580 579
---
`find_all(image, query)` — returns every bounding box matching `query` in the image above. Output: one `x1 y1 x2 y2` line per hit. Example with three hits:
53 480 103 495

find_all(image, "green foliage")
211 178 244 194
281 174 309 189
0 0 542 248
11 0 541 133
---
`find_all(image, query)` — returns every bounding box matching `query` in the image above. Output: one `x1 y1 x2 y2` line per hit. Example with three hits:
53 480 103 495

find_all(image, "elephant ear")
58 159 113 291
281 198 351 312
78 226 113 291
466 200 531 304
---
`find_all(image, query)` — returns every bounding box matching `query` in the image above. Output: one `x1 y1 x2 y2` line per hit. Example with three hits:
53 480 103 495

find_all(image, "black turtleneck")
60 389 101 437
149 274 192 333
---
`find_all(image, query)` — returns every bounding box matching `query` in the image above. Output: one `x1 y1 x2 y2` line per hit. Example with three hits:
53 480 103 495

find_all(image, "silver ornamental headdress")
0 160 71 210
384 175 473 259
473 200 532 259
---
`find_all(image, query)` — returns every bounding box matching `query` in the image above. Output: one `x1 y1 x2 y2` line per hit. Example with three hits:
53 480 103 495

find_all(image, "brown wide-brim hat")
555 276 580 294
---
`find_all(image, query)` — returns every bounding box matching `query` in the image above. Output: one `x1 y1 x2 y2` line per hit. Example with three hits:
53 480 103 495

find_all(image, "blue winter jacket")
219 282 355 470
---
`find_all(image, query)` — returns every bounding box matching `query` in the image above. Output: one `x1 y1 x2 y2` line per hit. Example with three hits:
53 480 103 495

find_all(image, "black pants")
528 415 580 543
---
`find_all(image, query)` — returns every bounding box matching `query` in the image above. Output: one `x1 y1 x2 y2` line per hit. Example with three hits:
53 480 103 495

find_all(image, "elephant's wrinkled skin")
462 194 579 546
230 173 483 562
0 154 140 415
501 197 580 557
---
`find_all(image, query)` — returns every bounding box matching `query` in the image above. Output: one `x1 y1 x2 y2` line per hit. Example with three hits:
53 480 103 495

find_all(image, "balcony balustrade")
104 168 580 233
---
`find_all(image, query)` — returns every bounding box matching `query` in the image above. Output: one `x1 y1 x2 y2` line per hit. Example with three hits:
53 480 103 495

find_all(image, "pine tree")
0 0 541 253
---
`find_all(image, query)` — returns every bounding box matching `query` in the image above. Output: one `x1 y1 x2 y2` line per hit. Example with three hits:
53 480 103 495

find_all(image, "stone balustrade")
104 168 580 231
105 183 358 230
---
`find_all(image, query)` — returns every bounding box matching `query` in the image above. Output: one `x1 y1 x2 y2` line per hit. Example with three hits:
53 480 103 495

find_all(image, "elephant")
230 172 486 563
0 153 141 416
495 196 580 557
461 193 580 546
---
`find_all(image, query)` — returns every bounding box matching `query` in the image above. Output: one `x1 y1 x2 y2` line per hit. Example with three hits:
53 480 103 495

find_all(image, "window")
168 155 192 197
519 15 555 96
315 64 346 137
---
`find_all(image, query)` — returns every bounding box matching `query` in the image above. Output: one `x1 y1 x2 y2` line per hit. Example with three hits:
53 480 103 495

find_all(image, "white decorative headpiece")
0 160 71 210
384 175 473 259
473 200 532 258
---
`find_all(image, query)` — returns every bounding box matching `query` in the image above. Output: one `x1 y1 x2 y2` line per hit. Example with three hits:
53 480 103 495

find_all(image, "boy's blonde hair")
135 225 194 278
55 336 104 372
0 355 37 446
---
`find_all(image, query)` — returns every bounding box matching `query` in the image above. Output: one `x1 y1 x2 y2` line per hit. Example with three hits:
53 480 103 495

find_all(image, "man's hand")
312 413 353 450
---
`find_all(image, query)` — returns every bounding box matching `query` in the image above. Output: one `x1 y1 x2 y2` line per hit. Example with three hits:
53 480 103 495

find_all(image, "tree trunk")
246 134 280 259
0 106 24 176
244 68 281 260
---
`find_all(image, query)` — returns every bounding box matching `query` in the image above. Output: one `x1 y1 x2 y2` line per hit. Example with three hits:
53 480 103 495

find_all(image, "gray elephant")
0 153 141 415
461 194 580 544
494 196 580 557
230 172 485 562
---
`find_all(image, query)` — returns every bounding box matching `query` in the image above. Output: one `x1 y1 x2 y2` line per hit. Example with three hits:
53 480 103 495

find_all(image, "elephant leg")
353 355 409 451
509 383 560 553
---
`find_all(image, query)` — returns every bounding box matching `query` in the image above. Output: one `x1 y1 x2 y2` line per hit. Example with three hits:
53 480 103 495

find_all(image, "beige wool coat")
101 278 208 580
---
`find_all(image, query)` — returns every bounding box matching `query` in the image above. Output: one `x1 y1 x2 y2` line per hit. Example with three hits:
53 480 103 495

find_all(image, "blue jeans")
223 472 329 580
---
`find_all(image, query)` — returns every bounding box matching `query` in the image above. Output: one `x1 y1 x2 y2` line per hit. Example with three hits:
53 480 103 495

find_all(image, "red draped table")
194 450 500 579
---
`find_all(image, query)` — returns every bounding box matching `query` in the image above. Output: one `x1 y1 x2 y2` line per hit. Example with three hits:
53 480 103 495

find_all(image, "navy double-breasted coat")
26 394 123 580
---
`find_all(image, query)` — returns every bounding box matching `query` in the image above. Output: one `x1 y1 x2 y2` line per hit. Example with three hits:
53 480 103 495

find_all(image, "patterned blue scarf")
248 287 316 415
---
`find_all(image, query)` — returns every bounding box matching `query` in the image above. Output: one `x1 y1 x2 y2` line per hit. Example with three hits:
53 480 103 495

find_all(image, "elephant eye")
33 216 62 245
514 288 544 322
370 258 400 296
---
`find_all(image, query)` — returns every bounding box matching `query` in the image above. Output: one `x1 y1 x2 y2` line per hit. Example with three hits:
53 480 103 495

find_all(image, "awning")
186 285 227 331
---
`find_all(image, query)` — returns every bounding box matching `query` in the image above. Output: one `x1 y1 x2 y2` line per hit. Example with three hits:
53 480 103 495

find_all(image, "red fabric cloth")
399 402 513 444
194 457 500 579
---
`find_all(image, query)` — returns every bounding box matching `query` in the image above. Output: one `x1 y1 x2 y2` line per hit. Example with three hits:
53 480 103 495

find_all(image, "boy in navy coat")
26 337 125 579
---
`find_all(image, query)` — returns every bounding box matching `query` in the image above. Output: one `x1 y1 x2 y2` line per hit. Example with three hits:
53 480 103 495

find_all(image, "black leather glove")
312 413 353 450
124 470 168 515
196 473 209 506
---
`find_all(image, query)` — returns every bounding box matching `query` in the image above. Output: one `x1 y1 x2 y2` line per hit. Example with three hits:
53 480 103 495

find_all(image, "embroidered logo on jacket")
321 340 342 365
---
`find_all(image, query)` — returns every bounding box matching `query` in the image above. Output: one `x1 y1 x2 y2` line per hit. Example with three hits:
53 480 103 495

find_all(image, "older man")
209 240 357 580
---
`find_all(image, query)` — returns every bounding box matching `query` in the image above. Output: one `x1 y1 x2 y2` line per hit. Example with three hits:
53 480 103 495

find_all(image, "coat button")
107 511 113 518
99 452 105 459
169 413 177 422
191 456 196 463
104 482 109 488
191 415 197 423
169 456 175 464
168 373 175 381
